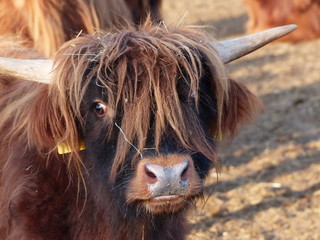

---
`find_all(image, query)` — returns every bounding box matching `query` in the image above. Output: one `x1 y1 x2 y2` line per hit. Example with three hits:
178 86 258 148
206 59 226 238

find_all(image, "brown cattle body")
243 0 320 42
0 0 162 57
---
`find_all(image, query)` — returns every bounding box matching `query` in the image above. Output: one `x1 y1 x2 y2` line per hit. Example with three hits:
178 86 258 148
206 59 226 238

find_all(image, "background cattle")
243 0 320 42
0 16 294 240
0 0 162 57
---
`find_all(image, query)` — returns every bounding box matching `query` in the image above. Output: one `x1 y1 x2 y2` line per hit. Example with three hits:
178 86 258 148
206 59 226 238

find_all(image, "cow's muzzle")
126 154 202 214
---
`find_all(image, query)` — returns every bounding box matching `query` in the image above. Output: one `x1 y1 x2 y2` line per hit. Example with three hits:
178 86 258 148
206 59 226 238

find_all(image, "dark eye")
93 102 107 117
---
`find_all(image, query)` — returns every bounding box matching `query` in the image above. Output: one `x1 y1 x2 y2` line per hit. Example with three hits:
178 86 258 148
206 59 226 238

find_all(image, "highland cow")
0 22 295 239
243 0 320 42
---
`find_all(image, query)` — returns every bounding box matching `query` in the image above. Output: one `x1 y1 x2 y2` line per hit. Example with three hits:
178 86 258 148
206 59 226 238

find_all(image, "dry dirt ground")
162 0 320 239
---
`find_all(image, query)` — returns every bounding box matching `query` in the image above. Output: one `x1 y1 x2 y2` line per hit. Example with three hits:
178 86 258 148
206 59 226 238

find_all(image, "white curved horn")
211 24 297 64
0 57 53 84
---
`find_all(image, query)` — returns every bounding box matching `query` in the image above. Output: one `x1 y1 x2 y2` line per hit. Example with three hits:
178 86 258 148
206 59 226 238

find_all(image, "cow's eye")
93 102 107 117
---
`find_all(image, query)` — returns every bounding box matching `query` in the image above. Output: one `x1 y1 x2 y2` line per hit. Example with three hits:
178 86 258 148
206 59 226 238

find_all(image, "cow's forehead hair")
50 21 229 180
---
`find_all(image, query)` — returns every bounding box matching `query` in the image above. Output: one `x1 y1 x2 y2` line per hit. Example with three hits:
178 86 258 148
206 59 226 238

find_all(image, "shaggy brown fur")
0 0 132 57
0 21 261 239
243 0 320 42
0 0 163 57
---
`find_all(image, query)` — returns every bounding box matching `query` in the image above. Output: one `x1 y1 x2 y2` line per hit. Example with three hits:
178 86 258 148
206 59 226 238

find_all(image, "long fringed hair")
0 21 261 184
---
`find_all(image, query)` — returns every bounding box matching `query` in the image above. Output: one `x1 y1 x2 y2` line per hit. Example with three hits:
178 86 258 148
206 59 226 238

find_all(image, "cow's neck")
70 186 189 240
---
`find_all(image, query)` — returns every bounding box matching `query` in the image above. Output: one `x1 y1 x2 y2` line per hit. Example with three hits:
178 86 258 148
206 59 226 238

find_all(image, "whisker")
115 122 143 158
112 180 131 191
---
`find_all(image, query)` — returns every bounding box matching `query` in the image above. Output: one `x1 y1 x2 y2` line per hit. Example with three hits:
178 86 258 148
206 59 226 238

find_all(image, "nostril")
145 165 157 180
180 160 189 180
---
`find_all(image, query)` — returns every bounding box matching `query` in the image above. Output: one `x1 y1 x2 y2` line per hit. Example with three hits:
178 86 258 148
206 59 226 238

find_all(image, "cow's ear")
219 78 262 141
27 84 79 152
27 85 68 150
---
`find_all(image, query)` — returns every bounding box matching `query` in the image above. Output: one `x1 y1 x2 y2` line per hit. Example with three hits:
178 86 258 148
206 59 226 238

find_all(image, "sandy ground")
162 0 320 239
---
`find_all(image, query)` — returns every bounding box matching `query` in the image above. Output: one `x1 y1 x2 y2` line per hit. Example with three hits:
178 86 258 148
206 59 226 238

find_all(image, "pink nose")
143 159 190 197
136 155 195 198
144 159 189 182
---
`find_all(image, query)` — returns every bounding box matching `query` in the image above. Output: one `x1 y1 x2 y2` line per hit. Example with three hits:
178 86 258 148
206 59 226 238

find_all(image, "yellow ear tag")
213 133 222 141
57 140 86 154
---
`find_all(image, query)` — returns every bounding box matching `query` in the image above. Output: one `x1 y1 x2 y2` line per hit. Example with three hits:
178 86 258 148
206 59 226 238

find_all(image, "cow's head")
0 23 296 215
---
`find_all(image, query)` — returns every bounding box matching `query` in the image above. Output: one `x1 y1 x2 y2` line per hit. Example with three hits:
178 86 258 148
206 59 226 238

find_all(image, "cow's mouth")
152 195 181 201
145 195 186 213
